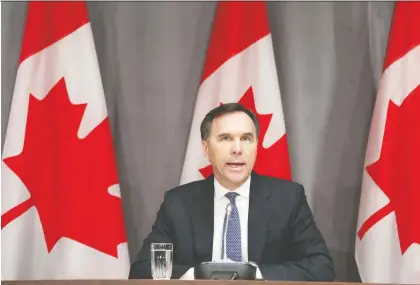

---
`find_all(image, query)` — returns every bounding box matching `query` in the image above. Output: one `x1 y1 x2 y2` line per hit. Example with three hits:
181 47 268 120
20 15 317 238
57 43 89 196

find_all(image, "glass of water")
151 243 173 280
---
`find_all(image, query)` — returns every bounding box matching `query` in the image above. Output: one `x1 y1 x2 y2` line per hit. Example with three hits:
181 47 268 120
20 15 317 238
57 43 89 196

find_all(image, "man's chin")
225 173 250 187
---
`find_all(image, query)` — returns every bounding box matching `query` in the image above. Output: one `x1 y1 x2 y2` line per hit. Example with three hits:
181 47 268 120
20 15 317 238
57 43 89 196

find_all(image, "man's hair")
200 103 260 141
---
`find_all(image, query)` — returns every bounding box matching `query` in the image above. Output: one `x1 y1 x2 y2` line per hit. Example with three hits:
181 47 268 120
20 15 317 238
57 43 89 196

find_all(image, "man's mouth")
226 162 245 169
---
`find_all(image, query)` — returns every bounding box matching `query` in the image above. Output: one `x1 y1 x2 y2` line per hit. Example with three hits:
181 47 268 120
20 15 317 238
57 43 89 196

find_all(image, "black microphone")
223 203 232 261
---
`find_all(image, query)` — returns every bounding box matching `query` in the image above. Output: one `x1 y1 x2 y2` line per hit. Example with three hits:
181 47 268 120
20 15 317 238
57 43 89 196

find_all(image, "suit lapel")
190 175 214 262
248 172 271 262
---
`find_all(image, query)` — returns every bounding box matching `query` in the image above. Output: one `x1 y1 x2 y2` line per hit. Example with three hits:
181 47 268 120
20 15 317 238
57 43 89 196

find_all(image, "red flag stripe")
201 2 270 83
19 2 89 64
357 203 393 240
1 198 34 229
382 2 420 71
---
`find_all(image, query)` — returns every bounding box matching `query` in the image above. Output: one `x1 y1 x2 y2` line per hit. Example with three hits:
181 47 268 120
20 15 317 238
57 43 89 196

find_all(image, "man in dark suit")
129 103 334 281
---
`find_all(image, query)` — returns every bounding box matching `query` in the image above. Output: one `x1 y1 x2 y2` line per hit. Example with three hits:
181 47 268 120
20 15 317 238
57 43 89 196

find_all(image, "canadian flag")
355 2 420 283
180 1 291 184
1 2 130 280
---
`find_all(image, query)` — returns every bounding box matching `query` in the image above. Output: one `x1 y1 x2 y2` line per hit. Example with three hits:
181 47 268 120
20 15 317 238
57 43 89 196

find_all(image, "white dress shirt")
180 176 263 279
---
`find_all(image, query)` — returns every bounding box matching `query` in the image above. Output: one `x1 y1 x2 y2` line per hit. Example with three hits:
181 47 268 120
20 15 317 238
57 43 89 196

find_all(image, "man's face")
202 111 258 190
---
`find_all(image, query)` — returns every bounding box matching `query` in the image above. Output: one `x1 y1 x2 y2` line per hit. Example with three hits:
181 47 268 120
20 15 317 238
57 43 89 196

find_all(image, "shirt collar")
214 175 251 200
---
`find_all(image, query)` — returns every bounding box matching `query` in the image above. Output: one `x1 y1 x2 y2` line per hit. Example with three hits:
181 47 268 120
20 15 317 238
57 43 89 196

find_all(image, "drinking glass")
151 243 173 280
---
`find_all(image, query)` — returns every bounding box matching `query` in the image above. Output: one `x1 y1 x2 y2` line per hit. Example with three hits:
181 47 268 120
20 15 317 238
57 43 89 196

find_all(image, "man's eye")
221 136 230 140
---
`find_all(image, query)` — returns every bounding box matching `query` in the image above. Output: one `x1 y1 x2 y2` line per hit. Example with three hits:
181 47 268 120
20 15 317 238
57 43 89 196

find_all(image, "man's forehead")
211 112 256 134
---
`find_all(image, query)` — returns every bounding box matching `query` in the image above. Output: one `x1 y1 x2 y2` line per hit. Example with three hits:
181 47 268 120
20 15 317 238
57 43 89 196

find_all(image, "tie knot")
225 192 239 205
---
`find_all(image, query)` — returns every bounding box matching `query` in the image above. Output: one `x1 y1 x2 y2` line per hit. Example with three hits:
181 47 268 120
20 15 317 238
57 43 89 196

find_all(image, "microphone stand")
223 203 232 261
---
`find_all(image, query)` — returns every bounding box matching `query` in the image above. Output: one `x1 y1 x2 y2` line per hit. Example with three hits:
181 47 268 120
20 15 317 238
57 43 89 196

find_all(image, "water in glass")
151 243 173 280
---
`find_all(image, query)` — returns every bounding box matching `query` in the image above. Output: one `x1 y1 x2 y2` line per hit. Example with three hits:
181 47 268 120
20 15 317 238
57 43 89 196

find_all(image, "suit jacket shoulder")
252 174 308 224
254 174 305 202
163 177 211 201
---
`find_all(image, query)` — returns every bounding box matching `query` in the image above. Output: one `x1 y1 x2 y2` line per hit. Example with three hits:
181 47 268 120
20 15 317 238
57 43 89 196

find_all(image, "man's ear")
202 140 210 160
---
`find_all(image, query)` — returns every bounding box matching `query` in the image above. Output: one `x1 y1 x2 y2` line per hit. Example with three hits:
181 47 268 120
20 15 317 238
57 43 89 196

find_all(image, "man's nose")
231 139 243 155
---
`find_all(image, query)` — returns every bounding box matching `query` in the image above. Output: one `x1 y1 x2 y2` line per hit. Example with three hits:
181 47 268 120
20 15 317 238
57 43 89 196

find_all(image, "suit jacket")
128 172 335 281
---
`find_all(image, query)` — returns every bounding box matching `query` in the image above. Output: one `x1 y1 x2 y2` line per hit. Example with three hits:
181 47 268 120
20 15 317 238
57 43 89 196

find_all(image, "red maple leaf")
358 85 420 254
199 87 291 180
1 78 126 258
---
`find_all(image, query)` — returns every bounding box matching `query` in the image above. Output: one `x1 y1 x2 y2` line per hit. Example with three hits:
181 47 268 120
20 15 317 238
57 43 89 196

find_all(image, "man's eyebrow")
216 132 255 137
216 133 231 137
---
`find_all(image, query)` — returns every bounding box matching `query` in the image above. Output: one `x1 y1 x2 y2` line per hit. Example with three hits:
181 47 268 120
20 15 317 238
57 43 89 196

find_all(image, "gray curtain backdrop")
1 1 395 281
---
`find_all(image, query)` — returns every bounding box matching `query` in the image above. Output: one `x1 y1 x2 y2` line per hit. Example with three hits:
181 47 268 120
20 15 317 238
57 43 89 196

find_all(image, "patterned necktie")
221 192 242 262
